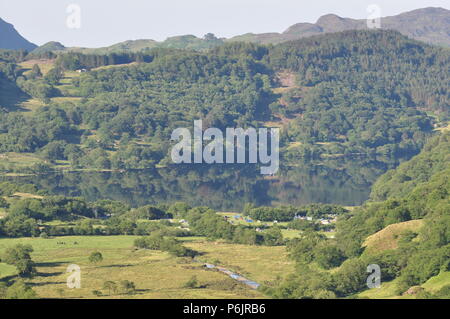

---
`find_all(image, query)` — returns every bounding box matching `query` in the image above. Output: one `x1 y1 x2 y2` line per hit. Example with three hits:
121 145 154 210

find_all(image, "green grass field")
186 241 295 283
0 236 294 299
0 263 17 280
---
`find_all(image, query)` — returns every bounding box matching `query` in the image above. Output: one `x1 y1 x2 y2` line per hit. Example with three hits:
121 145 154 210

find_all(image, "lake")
3 156 404 210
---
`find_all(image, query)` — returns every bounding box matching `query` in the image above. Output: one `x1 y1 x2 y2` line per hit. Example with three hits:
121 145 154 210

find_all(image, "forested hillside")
267 30 448 158
262 132 450 298
0 30 448 173
0 50 28 108
371 133 450 200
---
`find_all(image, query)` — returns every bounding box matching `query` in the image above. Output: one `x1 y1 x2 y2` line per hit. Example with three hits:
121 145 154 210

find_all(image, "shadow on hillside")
0 78 30 111
36 262 66 267
29 281 64 287
37 271 63 278
0 275 18 283
97 264 134 268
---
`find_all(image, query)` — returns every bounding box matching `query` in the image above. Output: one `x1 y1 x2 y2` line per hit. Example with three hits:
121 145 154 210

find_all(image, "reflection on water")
4 156 405 210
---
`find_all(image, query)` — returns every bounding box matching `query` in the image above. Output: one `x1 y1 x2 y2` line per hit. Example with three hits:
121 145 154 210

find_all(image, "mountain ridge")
229 7 450 47
2 7 450 54
0 18 37 51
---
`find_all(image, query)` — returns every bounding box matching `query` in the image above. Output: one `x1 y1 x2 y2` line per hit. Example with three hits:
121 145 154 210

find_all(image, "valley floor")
0 236 293 299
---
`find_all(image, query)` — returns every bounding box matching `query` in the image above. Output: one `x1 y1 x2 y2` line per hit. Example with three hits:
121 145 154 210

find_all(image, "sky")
0 0 449 48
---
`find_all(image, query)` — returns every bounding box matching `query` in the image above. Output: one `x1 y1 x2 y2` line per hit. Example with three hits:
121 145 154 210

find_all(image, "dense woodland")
268 31 448 158
0 30 448 171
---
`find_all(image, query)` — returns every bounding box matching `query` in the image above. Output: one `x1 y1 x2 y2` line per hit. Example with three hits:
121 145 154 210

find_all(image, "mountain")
69 34 224 54
31 41 65 54
229 7 450 47
70 39 159 54
0 18 37 51
10 7 449 55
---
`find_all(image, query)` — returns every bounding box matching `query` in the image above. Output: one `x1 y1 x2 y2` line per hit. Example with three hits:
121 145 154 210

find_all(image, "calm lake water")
5 156 404 210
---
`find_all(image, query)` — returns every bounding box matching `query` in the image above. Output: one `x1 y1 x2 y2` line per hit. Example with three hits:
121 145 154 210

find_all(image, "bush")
120 280 136 294
314 246 346 269
332 258 367 296
0 197 9 208
183 276 199 289
92 290 102 297
102 281 118 295
5 280 37 299
88 251 103 264
2 244 36 277
398 246 450 287
39 232 49 239
134 235 198 257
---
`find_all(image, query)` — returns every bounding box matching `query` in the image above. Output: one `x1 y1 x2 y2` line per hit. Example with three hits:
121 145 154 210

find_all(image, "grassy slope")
16 60 82 115
362 220 424 254
421 271 450 293
358 277 405 299
358 272 450 299
358 219 449 299
19 60 55 76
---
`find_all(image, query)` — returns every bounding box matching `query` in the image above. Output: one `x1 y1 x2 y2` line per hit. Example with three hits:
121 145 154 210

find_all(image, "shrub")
88 251 103 264
183 276 199 289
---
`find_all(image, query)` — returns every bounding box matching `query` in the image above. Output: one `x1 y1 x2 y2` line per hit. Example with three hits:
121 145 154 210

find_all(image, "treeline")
0 49 28 64
336 135 450 258
244 203 348 222
0 181 41 197
0 50 60 105
0 182 283 246
0 182 182 237
134 234 198 257
54 51 155 70
178 206 284 246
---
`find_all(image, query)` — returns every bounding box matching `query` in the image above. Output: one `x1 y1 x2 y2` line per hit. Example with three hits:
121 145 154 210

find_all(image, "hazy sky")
0 0 449 48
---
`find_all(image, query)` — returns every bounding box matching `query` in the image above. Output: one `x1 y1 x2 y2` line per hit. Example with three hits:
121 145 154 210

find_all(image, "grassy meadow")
0 235 294 299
